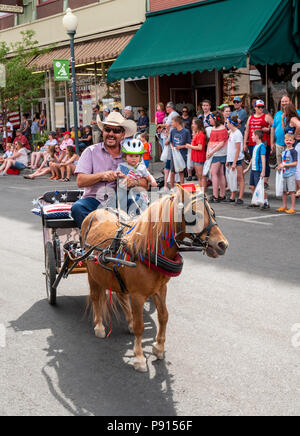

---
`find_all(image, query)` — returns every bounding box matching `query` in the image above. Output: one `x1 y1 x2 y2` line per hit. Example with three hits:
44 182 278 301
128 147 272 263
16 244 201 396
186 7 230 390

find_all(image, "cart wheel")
45 242 57 306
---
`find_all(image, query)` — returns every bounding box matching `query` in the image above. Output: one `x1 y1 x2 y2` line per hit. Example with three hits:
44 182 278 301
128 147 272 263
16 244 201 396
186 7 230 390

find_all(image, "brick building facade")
149 0 202 12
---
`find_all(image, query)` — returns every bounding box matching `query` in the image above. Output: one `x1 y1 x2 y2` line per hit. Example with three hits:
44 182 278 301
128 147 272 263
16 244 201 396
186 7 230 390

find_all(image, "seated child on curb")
276 134 298 214
0 143 14 164
58 146 79 182
244 129 269 209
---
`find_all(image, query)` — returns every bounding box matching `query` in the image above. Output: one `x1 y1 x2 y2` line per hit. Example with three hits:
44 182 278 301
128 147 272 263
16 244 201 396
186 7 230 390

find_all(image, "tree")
0 30 50 132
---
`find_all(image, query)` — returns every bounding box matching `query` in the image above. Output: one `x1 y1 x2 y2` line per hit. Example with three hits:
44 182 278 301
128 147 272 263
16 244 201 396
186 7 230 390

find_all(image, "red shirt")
191 131 206 163
13 134 30 151
248 114 270 146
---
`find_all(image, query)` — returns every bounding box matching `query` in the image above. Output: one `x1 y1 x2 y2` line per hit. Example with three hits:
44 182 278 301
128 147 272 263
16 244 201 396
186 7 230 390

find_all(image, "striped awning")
28 32 135 71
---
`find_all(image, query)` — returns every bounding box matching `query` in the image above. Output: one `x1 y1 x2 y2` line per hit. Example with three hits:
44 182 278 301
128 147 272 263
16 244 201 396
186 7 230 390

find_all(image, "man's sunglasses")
103 126 124 134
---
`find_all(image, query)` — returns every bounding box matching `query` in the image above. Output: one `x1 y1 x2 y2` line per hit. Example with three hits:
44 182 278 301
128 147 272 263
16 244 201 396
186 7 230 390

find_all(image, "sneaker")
236 199 244 205
247 204 260 209
276 207 288 213
209 195 219 203
260 203 270 210
218 196 227 203
186 176 193 182
285 209 296 214
226 198 235 203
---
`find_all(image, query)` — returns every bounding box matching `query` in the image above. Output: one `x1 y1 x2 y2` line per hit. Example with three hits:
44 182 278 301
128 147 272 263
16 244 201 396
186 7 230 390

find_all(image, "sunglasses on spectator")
103 126 124 134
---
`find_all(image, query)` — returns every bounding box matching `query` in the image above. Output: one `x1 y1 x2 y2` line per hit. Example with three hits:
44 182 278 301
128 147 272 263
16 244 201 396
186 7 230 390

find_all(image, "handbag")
160 145 169 162
251 178 265 205
172 148 186 173
226 167 238 192
275 170 284 197
203 157 213 177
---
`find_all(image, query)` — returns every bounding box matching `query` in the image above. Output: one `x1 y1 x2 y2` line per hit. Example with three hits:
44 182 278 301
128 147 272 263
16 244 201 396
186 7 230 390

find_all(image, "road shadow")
10 295 176 416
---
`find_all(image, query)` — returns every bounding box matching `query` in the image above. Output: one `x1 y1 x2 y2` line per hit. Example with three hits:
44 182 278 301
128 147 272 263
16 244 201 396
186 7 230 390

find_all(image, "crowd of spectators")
1 95 300 214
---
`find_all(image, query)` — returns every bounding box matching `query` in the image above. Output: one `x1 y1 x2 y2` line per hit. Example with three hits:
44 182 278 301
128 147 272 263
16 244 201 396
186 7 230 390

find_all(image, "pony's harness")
63 193 217 293
175 192 218 252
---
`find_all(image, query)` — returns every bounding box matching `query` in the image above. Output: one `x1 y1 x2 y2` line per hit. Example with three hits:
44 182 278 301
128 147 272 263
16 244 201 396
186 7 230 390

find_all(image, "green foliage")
33 130 49 149
0 30 52 119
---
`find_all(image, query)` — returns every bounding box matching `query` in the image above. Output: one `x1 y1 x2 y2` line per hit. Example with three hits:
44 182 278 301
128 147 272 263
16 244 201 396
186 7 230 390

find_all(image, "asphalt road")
1 175 300 416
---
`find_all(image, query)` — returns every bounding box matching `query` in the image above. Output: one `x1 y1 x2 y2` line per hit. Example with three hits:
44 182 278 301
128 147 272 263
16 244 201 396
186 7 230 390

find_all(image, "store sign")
53 59 70 81
0 64 5 88
0 1 23 14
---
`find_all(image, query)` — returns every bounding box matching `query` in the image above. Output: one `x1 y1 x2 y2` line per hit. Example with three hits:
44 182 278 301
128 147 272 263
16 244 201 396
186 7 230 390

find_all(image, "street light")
63 8 79 155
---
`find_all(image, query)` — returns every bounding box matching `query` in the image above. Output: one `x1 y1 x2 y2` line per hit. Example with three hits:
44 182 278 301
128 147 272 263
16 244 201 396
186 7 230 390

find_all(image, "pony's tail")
86 289 122 326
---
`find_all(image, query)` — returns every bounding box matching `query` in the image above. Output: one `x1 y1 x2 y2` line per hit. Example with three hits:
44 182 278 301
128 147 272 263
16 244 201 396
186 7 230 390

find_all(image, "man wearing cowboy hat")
71 112 148 228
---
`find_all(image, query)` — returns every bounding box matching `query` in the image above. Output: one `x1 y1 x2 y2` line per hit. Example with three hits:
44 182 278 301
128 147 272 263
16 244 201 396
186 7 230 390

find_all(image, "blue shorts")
165 159 171 171
193 161 204 166
227 159 243 167
12 162 26 170
144 159 149 169
250 170 261 187
212 156 226 164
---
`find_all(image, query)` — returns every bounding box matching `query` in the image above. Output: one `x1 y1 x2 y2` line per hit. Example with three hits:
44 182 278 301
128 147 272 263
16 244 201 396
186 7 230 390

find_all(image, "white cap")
255 99 265 107
125 106 132 111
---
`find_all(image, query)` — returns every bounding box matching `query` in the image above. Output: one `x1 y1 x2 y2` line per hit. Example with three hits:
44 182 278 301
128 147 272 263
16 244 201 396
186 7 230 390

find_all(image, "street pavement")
1 173 300 416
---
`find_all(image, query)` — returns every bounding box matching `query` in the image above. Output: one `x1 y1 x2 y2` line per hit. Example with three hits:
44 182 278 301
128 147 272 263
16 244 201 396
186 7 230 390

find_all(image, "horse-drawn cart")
35 190 86 305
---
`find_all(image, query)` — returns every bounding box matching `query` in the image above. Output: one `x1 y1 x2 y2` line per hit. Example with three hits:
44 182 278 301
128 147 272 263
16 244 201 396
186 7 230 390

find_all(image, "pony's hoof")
133 358 148 373
153 343 165 360
94 326 106 339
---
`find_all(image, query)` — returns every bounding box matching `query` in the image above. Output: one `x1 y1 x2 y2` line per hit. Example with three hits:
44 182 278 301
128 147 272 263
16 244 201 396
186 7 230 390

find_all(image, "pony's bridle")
175 192 217 253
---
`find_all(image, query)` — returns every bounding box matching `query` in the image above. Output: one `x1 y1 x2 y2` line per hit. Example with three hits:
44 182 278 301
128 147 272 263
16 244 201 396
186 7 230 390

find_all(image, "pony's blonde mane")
125 194 179 256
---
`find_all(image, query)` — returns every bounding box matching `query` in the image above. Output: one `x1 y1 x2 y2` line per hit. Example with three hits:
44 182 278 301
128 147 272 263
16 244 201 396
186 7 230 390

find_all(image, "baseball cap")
62 131 71 136
218 103 229 109
103 107 110 113
255 99 265 107
233 96 242 103
125 106 132 111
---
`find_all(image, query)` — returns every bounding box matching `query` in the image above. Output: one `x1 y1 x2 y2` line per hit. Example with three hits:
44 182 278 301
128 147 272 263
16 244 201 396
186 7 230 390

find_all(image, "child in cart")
117 139 157 214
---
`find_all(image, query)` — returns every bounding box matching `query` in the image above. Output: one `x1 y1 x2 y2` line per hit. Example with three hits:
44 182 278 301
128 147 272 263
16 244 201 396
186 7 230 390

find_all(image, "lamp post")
63 8 79 155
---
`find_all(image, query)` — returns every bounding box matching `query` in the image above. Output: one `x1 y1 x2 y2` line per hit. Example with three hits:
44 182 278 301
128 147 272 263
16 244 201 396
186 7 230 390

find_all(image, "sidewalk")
150 161 279 200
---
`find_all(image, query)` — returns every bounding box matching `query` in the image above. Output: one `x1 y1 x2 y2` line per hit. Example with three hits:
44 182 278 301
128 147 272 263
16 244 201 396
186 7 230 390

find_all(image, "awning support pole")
265 64 269 111
48 69 56 132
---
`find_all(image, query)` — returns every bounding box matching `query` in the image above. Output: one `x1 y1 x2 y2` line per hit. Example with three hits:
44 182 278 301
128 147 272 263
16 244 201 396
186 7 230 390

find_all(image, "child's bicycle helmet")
122 139 145 155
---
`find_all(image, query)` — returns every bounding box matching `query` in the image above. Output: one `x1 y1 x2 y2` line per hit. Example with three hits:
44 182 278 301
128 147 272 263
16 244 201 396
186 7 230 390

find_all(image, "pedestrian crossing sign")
53 59 70 81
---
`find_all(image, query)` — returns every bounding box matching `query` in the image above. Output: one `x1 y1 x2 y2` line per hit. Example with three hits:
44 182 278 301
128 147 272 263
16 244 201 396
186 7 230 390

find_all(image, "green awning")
108 0 300 82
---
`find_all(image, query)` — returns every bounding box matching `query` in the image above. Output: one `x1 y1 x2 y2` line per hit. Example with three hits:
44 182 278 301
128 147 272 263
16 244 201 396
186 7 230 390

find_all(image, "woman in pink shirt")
60 131 74 151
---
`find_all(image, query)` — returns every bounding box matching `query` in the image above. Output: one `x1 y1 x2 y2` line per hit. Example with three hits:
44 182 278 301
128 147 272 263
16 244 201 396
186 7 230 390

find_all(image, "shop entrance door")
196 86 216 111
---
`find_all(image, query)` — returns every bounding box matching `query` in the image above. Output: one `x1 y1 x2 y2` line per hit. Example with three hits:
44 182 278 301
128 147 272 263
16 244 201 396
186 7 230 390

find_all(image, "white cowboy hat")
98 112 137 138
